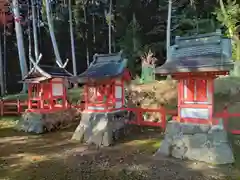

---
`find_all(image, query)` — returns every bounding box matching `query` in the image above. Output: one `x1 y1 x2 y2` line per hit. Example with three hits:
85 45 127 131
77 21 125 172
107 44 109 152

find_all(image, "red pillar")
28 84 32 109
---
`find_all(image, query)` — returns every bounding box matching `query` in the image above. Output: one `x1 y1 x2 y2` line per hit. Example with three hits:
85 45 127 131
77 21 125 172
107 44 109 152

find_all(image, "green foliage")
117 19 142 76
171 3 219 37
213 0 240 60
8 0 239 92
118 20 142 55
214 0 240 34
105 13 114 25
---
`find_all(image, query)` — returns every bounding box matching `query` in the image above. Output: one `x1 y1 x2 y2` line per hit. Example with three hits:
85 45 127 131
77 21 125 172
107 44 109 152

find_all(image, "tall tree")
3 14 7 94
0 35 4 95
31 0 39 61
83 2 90 66
104 0 113 53
108 0 112 53
166 0 172 60
69 0 77 75
44 0 63 66
12 0 28 92
28 0 33 69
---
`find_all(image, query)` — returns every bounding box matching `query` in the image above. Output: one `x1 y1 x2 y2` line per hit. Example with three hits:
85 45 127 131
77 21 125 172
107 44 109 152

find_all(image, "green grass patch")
2 87 83 103
68 87 83 102
2 93 28 101
125 137 162 154
0 116 20 137
0 116 19 129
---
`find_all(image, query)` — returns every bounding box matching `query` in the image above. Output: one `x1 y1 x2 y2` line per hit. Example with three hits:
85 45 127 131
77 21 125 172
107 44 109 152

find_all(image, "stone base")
15 109 80 134
155 121 235 165
72 110 129 147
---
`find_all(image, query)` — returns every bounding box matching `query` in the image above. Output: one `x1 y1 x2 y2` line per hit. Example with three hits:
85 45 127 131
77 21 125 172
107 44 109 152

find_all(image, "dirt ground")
1 78 240 180
0 119 239 180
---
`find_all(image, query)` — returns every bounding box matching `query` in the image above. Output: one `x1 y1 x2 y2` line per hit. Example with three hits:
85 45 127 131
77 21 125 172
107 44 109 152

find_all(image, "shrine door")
179 78 213 122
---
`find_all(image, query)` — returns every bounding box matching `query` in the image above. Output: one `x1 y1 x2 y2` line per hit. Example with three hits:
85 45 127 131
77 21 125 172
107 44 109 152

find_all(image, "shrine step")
72 110 129 147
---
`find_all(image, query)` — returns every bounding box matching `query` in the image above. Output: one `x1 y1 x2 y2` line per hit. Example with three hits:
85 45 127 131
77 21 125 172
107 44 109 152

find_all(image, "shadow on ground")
0 121 239 180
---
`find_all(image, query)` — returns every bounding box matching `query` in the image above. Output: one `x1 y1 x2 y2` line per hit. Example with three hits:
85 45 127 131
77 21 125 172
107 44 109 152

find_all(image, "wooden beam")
25 53 51 79
56 58 69 68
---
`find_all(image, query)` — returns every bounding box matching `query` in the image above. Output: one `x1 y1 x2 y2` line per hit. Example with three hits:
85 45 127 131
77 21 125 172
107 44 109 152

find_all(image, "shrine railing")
214 105 240 135
125 107 177 130
0 99 72 115
0 99 39 116
1 98 240 135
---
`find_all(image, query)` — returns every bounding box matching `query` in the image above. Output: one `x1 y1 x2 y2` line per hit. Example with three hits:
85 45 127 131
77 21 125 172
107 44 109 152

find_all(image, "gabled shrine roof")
155 30 234 74
75 51 128 83
39 65 72 77
22 65 72 83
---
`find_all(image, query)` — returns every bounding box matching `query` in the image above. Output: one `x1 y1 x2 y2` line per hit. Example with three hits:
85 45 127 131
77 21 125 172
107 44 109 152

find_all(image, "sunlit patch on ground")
1 78 240 179
0 119 238 180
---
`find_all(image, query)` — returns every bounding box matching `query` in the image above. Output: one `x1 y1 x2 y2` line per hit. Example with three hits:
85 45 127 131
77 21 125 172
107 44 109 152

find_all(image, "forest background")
0 0 239 94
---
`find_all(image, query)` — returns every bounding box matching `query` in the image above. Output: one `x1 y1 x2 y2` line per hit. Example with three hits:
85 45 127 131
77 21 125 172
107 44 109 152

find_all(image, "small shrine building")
71 51 131 146
155 30 234 125
75 51 131 112
22 64 72 112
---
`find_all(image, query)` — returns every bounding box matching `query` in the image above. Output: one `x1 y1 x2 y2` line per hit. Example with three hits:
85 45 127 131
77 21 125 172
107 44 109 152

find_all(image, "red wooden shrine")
172 71 229 125
84 70 131 112
21 56 72 112
76 52 131 112
155 30 234 125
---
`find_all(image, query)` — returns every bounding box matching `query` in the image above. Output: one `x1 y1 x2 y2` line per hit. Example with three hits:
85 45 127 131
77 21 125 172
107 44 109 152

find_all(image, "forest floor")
1 119 240 180
1 78 240 179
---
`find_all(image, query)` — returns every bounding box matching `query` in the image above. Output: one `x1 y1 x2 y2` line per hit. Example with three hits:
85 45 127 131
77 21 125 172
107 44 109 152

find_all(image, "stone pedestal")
155 121 234 165
15 109 79 134
72 110 129 147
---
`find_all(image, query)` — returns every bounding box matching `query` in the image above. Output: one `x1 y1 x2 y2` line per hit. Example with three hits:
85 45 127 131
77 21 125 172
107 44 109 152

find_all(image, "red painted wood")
170 71 229 78
179 117 219 125
128 120 162 127
185 79 195 101
26 78 68 112
177 80 183 122
195 79 207 101
85 79 120 110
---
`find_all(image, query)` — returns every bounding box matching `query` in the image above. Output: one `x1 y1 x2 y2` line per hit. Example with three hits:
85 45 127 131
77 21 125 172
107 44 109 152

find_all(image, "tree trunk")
44 0 63 65
3 14 7 94
12 0 28 92
28 0 32 69
92 0 96 45
28 26 32 69
166 0 172 60
108 0 112 53
92 14 96 44
83 5 90 67
37 3 42 49
132 12 137 52
31 0 39 61
166 0 172 80
69 0 77 76
0 35 4 95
